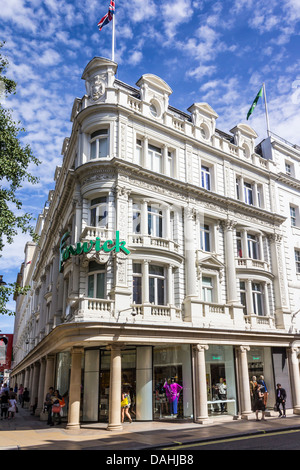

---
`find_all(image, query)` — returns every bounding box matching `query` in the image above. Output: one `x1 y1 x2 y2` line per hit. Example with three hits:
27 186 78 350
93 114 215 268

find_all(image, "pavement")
1 405 300 451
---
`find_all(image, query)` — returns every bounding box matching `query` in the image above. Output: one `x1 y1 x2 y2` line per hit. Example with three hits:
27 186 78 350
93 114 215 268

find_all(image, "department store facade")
11 57 300 430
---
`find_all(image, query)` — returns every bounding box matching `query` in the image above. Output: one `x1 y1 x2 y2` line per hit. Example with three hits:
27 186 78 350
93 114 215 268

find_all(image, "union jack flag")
97 0 115 31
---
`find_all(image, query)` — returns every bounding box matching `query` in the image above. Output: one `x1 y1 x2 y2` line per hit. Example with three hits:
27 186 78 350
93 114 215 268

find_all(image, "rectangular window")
149 265 165 305
247 234 259 260
252 283 263 316
90 129 108 159
90 197 107 227
136 139 142 165
166 151 174 177
240 281 247 315
132 203 141 233
202 276 213 302
244 182 253 205
148 144 162 173
201 165 211 190
148 205 163 238
285 162 291 175
236 231 242 257
88 262 106 299
295 250 300 274
290 206 297 227
200 224 211 252
133 263 142 304
236 179 240 200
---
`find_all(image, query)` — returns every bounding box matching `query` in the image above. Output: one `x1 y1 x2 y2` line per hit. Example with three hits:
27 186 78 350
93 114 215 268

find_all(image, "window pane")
88 275 94 298
149 277 155 304
90 141 96 160
157 278 165 305
149 265 164 276
90 207 96 227
133 276 142 304
98 138 108 157
96 273 105 298
133 204 141 233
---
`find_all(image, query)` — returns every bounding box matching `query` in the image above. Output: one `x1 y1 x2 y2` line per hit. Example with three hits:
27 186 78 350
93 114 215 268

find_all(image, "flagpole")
112 12 115 61
262 82 270 137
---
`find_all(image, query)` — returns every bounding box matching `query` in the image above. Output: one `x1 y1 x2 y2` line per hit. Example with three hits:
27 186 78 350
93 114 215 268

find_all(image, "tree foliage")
0 41 40 314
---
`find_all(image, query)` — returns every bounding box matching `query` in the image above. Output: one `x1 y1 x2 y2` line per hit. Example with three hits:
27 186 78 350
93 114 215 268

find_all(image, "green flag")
247 86 263 120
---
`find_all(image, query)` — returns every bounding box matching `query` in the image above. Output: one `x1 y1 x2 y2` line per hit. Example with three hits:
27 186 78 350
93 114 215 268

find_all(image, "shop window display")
153 345 193 420
247 346 275 410
205 345 237 416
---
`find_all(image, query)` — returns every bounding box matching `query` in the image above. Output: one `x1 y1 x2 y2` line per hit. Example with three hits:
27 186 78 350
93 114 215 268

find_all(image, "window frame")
87 262 106 299
148 144 162 173
89 129 109 160
202 276 214 303
149 264 166 305
90 196 108 228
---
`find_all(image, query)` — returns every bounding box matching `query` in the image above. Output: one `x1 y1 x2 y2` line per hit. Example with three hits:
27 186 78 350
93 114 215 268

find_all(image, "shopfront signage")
212 355 223 361
252 356 261 361
59 231 130 272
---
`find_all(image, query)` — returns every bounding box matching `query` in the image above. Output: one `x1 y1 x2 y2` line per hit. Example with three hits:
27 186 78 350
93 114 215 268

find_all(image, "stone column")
193 344 210 424
36 358 46 416
30 361 40 409
184 206 197 298
24 367 30 389
288 347 300 415
107 344 123 431
222 219 238 304
66 347 84 430
238 346 252 419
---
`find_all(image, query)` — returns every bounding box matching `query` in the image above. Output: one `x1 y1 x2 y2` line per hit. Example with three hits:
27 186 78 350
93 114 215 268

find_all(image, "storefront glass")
205 345 237 416
153 344 193 420
247 346 275 410
98 348 137 423
55 351 71 418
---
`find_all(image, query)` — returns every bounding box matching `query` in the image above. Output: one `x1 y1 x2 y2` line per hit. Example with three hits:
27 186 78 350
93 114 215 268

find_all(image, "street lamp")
0 275 7 286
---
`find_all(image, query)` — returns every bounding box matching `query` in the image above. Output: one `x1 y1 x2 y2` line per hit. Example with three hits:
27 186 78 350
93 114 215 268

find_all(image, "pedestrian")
13 383 18 394
258 375 269 407
22 387 29 407
8 394 17 419
45 387 55 426
52 390 64 425
276 383 287 418
121 387 132 423
0 390 10 420
250 376 257 411
18 384 24 405
253 383 266 421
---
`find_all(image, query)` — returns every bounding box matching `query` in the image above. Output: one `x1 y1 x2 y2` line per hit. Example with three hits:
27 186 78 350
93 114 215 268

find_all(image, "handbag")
52 404 61 413
121 397 128 407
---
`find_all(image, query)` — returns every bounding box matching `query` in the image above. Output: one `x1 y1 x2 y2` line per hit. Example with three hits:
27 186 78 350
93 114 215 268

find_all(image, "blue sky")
0 0 300 333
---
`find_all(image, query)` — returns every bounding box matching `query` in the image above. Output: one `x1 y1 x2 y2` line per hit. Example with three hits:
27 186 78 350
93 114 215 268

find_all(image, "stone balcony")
128 234 180 253
235 257 270 272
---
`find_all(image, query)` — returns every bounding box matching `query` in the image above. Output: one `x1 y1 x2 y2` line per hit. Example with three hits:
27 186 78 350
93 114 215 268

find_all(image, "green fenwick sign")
59 230 130 272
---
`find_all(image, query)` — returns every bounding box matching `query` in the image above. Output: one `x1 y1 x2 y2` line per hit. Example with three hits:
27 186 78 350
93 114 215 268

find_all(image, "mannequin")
163 377 183 416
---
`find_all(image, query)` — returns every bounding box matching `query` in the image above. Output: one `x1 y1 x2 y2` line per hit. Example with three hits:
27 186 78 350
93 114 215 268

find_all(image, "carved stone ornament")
86 74 106 102
81 251 110 267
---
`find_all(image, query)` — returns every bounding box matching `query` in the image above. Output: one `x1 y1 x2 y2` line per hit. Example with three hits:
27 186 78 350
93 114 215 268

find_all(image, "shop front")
78 344 194 423
205 345 237 417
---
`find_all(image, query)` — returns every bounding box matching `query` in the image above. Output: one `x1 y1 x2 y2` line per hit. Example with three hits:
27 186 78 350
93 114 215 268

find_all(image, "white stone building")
10 57 300 430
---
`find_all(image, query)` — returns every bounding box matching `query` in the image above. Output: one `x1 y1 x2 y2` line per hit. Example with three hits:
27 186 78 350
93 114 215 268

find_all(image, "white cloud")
128 50 143 66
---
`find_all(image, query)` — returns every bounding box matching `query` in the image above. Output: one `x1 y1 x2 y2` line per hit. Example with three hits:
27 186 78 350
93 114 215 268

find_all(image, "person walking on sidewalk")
8 394 17 419
276 384 287 418
0 390 9 420
253 383 266 421
45 387 55 426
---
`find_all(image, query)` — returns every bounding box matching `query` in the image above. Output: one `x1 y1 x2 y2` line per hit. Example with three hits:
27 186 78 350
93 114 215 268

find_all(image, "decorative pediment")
197 252 224 269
